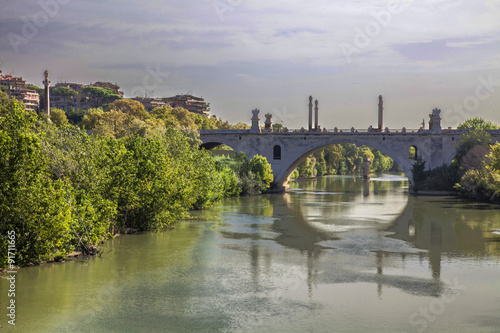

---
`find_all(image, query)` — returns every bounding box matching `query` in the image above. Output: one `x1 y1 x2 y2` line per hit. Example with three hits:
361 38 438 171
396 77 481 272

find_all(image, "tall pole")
43 70 50 117
378 95 383 131
315 100 319 130
308 96 313 131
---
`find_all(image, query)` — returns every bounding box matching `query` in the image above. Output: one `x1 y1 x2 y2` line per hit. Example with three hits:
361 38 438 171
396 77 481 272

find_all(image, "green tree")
457 117 499 130
106 99 148 120
65 108 87 125
0 96 74 267
247 155 274 189
487 143 500 173
52 86 78 97
454 129 492 165
297 156 317 178
411 155 426 191
50 108 69 127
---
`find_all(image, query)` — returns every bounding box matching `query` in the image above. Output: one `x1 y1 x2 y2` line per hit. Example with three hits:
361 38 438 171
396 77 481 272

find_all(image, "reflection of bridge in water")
201 97 500 191
223 180 500 299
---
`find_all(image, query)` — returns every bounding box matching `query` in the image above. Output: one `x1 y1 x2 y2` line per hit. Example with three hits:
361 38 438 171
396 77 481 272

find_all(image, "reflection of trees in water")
220 176 500 299
389 197 500 258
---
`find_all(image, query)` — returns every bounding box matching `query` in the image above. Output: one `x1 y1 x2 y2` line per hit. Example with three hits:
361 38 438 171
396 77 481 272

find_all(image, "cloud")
0 0 499 128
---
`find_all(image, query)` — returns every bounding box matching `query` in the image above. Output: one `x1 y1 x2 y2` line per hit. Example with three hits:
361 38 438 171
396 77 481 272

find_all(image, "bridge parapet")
200 129 470 135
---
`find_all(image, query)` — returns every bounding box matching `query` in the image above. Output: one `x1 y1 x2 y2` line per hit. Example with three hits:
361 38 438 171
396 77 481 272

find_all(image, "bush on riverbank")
213 152 274 195
412 118 500 199
455 142 500 202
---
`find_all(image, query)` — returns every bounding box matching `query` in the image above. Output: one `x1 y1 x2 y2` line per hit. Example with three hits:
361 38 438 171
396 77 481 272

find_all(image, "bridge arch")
198 131 474 192
278 140 415 188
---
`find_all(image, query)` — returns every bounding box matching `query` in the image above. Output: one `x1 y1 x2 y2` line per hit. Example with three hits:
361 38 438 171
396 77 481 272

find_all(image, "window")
273 145 281 160
409 146 417 160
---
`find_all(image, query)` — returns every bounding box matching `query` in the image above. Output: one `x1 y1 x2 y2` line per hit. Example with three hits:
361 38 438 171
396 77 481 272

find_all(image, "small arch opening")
273 145 282 160
409 145 417 160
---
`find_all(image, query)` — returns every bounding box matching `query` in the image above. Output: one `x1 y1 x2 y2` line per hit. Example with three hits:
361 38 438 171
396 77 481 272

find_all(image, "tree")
297 156 316 178
82 86 121 106
0 98 74 267
50 108 69 127
81 108 104 130
454 129 492 166
457 117 499 130
486 143 500 173
106 99 148 120
411 155 426 191
247 155 274 189
65 108 87 125
52 86 78 97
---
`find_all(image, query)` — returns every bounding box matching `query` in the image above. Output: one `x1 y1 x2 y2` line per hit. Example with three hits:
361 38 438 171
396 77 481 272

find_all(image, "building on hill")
51 82 84 110
162 94 210 116
131 97 167 112
50 81 123 110
0 72 40 111
90 82 124 97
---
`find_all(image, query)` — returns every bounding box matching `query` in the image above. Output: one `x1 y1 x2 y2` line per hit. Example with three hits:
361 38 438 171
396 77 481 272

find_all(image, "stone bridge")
199 99 500 191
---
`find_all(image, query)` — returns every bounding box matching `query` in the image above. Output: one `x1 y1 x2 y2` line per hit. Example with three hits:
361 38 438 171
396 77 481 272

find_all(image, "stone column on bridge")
250 109 261 133
378 95 383 132
315 100 319 131
308 96 313 131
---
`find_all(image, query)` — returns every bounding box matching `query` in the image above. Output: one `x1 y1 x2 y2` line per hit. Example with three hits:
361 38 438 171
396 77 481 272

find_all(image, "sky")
1 0 500 129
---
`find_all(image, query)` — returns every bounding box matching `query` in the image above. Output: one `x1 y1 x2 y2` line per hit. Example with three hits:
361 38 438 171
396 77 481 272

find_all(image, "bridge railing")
200 128 473 135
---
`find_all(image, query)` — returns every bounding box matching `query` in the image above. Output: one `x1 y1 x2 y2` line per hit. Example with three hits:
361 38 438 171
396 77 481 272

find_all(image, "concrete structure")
132 97 167 112
200 105 500 191
163 94 210 116
378 95 383 131
314 100 319 130
250 109 261 133
90 81 124 97
308 96 313 131
43 70 50 116
428 108 442 132
0 72 40 111
264 113 273 132
21 89 40 111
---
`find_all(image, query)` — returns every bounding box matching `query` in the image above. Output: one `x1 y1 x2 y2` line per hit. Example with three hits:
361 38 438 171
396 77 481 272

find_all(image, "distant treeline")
293 144 399 179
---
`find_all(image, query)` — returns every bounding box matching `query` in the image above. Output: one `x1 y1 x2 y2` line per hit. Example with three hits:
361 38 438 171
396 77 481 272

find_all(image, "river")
2 174 500 332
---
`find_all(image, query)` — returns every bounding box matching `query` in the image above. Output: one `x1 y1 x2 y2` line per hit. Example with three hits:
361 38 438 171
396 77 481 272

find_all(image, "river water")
2 174 500 332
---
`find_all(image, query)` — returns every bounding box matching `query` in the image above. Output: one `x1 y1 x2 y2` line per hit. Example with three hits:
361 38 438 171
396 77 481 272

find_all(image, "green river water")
1 174 500 332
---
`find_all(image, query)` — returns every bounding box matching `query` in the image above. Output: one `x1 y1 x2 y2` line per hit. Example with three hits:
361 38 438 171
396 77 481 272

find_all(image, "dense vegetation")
0 94 271 268
412 117 500 201
293 144 398 179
